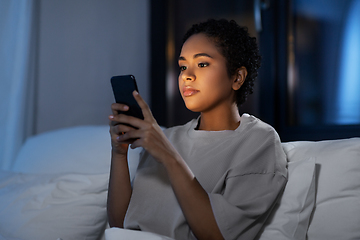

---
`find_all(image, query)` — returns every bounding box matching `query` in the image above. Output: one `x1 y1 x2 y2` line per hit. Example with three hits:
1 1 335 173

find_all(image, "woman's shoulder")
239 114 279 138
234 114 287 177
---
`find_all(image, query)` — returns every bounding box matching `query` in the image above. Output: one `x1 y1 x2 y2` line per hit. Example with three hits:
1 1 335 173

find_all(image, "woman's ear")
232 66 248 91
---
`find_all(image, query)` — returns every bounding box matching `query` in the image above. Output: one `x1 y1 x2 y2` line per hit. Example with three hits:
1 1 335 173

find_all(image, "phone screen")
111 75 144 120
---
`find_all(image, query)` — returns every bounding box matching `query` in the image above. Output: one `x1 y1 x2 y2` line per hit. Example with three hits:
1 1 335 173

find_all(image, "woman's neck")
197 104 241 131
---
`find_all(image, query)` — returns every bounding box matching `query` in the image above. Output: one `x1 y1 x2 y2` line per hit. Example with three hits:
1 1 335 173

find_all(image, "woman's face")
178 33 237 113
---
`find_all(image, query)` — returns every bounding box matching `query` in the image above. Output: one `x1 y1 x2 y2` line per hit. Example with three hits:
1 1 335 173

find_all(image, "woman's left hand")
115 91 180 164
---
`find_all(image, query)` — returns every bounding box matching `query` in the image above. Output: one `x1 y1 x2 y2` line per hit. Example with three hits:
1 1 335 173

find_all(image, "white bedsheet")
105 228 174 240
0 170 108 240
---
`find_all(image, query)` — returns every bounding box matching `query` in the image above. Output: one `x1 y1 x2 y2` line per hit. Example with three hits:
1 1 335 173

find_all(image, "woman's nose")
182 71 195 81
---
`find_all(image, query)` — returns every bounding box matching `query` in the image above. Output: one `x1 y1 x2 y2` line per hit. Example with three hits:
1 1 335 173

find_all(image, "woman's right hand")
109 103 136 156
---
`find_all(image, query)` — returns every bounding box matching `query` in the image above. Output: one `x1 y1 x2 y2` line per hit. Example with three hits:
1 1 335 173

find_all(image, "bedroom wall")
35 0 150 134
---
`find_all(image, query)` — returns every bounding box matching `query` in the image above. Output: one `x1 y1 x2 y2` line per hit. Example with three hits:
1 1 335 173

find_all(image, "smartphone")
111 75 144 120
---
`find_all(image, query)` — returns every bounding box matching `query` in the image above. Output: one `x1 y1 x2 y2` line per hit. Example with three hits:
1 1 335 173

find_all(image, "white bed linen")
105 228 174 240
0 170 108 240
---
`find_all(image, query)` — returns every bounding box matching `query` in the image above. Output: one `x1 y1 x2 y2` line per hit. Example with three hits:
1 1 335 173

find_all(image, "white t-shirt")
124 114 287 240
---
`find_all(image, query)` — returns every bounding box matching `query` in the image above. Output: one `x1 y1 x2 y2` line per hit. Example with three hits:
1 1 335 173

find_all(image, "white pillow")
258 157 316 240
282 138 360 240
0 170 108 240
13 125 112 174
12 125 142 180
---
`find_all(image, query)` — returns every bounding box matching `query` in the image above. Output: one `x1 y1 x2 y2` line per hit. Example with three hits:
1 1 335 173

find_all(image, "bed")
0 125 359 240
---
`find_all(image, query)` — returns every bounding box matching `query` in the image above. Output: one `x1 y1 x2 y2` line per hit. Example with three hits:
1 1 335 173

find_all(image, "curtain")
336 0 360 124
0 0 36 170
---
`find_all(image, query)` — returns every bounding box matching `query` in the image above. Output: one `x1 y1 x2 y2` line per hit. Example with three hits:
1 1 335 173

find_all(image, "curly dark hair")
183 19 261 106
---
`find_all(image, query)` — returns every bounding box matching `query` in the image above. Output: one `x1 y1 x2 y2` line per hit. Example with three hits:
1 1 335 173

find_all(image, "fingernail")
133 90 139 95
123 105 129 110
109 115 114 119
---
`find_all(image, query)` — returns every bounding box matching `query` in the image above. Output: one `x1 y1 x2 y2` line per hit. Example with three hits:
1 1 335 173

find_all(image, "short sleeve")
209 172 287 240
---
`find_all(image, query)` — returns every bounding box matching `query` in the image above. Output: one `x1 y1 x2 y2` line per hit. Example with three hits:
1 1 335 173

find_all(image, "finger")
109 119 118 127
110 124 137 144
116 136 136 145
111 103 129 116
130 140 141 149
113 124 135 135
132 91 154 120
112 133 135 145
109 117 137 140
116 130 141 144
110 113 145 129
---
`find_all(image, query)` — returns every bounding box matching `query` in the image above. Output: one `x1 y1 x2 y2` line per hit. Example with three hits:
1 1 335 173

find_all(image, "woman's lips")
183 86 199 97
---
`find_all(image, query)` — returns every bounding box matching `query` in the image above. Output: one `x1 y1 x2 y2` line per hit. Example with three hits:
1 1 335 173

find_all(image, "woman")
107 19 287 240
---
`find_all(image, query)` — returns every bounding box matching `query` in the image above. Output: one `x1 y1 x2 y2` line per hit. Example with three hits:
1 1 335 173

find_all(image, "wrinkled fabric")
125 114 287 240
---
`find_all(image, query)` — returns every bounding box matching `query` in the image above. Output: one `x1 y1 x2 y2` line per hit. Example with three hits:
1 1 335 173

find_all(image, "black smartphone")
111 75 144 120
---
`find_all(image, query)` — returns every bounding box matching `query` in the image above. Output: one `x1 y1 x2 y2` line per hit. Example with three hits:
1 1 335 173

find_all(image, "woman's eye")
198 62 209 68
179 66 187 71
